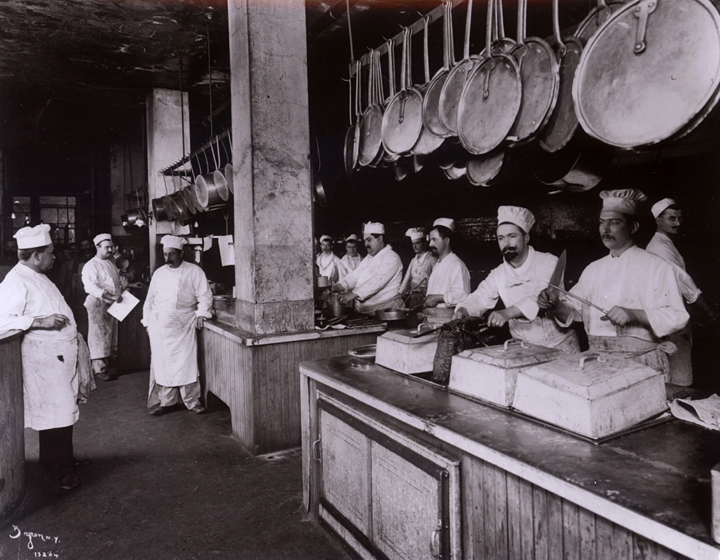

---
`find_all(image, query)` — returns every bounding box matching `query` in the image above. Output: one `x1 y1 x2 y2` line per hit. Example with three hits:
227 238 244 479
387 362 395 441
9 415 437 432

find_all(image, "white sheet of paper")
203 235 213 252
107 290 140 322
218 235 235 266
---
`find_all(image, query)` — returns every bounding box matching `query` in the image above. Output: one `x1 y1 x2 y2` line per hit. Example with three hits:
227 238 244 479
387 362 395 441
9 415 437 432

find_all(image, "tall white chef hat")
93 233 112 246
433 218 455 231
363 222 385 236
497 206 535 233
651 198 677 219
405 228 425 241
600 189 647 216
345 234 359 242
319 234 333 243
161 235 188 251
14 224 52 249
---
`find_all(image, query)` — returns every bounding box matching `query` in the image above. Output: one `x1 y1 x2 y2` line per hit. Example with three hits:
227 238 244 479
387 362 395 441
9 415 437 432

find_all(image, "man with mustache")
645 198 716 385
143 236 213 416
539 189 689 379
431 206 579 384
331 222 403 315
423 218 470 310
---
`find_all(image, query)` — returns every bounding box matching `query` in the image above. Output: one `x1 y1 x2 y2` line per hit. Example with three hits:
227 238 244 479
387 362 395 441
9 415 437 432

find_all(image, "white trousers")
156 380 201 409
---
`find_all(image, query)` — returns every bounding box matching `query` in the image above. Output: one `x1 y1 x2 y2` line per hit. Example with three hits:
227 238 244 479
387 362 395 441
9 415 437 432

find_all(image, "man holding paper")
82 233 141 381
143 235 213 416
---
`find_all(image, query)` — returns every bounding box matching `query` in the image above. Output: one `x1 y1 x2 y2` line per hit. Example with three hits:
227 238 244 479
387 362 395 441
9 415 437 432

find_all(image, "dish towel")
670 394 720 431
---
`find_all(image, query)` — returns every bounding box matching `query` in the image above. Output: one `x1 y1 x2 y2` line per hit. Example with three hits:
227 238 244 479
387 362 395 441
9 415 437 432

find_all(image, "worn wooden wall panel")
202 328 380 455
461 453 691 560
0 334 24 522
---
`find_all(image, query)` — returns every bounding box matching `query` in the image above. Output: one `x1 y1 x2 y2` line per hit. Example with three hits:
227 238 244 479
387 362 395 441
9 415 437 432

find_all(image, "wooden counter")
0 330 24 522
199 321 385 455
300 356 720 560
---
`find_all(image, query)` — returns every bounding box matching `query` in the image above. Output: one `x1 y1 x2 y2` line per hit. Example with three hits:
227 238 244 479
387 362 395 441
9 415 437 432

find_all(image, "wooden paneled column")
146 88 190 271
228 0 314 336
0 332 24 522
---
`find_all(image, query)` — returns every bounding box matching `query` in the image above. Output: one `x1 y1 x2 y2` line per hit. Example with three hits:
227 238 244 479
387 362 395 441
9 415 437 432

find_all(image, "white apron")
146 308 199 387
22 337 79 431
85 295 118 360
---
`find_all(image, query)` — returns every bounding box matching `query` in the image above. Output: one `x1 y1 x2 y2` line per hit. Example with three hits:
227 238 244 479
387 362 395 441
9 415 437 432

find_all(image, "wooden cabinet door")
371 441 443 560
319 408 371 535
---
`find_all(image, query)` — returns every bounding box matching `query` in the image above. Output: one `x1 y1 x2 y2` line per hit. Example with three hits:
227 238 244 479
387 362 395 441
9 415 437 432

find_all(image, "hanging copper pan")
161 195 178 221
180 186 199 214
573 0 720 149
380 39 401 163
219 135 234 195
423 1 455 138
344 61 362 175
358 50 385 167
383 28 424 156
538 0 583 153
458 0 521 155
506 0 559 145
574 0 625 45
151 198 169 221
535 132 614 192
438 0 477 136
467 149 505 186
412 16 447 155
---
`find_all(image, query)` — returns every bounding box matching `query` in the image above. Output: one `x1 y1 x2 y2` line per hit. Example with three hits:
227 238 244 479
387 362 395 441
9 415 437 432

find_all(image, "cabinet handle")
430 527 442 558
312 439 322 462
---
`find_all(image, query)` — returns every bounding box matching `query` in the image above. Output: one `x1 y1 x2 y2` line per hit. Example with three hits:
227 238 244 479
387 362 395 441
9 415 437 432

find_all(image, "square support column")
146 88 190 271
229 0 314 336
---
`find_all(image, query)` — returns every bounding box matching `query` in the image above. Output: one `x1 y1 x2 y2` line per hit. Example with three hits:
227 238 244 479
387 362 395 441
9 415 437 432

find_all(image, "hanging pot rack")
159 129 232 177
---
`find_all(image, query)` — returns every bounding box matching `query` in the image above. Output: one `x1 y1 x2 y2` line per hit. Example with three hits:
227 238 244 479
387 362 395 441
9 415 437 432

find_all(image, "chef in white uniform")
340 234 363 272
316 234 347 283
143 235 213 416
331 222 403 315
424 218 470 309
0 224 93 490
81 233 127 381
454 206 579 351
400 227 437 309
539 189 689 378
646 198 715 385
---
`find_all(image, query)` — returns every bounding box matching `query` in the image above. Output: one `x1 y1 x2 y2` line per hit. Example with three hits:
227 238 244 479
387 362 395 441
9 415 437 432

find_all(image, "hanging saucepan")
220 134 234 196
506 0 559 145
162 195 178 221
438 0 477 136
573 0 720 149
574 0 625 45
538 0 584 153
411 16 446 156
535 131 614 192
211 137 230 201
393 157 412 182
180 186 199 215
467 149 505 186
458 0 521 155
167 191 190 223
151 197 169 221
382 28 424 156
195 147 229 209
443 150 468 180
357 50 385 167
423 1 455 138
189 155 208 213
381 38 401 163
344 61 362 175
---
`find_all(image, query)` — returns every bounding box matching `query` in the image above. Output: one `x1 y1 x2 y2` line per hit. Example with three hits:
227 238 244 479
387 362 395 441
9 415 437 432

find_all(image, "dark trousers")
39 426 74 480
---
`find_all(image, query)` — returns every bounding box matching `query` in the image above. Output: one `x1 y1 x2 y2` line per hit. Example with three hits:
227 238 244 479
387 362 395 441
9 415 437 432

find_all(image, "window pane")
68 228 76 243
39 196 67 206
41 208 58 224
68 208 75 224
58 208 68 224
68 197 76 205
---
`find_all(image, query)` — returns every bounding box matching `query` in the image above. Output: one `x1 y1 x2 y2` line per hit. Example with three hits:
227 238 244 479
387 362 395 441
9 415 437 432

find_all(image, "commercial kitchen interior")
1 0 720 559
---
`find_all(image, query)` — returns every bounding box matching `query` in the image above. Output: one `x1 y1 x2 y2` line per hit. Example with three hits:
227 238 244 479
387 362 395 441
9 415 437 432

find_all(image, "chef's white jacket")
426 252 470 306
646 231 701 304
457 247 574 348
337 245 403 314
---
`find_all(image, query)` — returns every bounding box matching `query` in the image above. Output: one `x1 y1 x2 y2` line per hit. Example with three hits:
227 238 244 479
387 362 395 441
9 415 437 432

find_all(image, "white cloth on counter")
317 252 347 283
426 252 470 307
400 251 437 295
0 263 82 430
670 395 720 431
646 231 701 304
337 245 403 314
557 245 689 341
142 261 212 388
457 247 575 349
340 253 363 272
